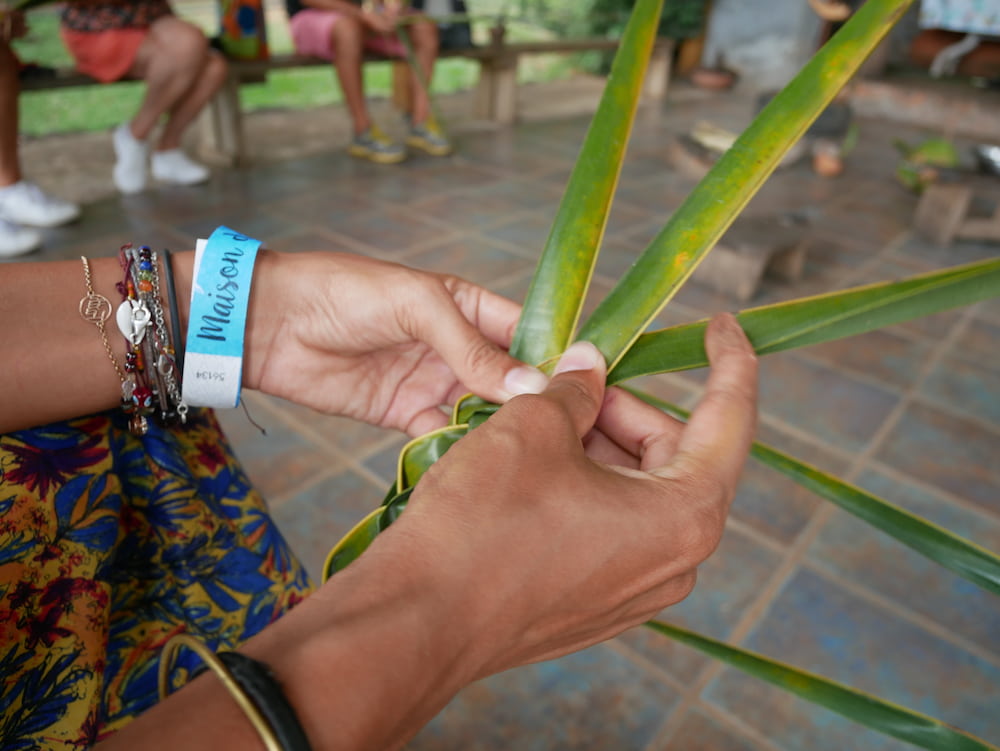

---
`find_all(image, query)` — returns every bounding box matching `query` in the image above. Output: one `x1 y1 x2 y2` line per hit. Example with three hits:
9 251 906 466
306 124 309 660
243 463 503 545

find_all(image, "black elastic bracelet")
161 247 185 373
159 634 312 751
214 651 313 751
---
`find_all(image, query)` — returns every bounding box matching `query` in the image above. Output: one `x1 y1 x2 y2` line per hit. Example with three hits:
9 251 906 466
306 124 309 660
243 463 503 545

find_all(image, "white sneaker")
113 123 150 195
151 149 210 186
0 218 42 258
0 181 80 227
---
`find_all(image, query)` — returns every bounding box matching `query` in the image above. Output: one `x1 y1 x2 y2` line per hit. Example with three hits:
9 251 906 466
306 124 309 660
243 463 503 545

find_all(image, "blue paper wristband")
181 226 262 408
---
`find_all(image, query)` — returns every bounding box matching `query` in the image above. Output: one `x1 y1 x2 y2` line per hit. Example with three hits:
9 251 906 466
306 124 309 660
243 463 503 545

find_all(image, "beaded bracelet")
115 244 188 433
158 634 312 751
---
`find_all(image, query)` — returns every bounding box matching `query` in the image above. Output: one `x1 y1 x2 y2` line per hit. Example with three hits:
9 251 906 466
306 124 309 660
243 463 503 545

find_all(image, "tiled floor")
15 83 1000 749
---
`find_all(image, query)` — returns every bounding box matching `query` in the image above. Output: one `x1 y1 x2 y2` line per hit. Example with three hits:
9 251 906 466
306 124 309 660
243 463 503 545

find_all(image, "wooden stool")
914 177 1000 246
691 216 809 302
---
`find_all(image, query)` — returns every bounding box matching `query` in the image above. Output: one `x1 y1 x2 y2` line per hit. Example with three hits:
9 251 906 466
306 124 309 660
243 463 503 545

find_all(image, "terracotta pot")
690 66 737 91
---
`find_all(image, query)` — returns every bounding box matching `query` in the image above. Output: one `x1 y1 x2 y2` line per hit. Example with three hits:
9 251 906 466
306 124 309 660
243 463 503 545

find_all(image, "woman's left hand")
242 251 546 436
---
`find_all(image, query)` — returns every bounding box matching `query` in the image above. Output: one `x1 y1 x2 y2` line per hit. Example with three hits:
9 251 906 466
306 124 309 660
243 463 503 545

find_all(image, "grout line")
644 226 980 741
864 458 1000 523
801 558 1000 668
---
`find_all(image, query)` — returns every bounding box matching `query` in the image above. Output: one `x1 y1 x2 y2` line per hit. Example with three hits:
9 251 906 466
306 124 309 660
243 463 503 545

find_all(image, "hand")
361 7 396 35
243 251 546 436
386 313 758 678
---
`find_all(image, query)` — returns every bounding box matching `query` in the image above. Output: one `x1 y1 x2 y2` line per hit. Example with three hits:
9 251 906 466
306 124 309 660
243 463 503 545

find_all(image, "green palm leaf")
627 390 1000 597
509 0 665 366
644 621 998 751
578 0 916 370
608 258 1000 383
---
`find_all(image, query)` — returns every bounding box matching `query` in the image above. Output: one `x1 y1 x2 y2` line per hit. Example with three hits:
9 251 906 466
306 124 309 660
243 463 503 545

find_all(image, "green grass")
15 3 584 137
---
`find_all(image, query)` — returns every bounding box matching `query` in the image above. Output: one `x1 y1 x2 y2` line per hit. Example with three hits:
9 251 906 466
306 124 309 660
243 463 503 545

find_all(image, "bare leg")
126 16 225 149
405 19 438 125
0 42 22 187
329 15 371 135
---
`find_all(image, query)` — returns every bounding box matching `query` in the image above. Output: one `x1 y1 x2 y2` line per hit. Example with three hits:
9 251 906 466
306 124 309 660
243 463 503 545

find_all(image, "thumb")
542 341 608 439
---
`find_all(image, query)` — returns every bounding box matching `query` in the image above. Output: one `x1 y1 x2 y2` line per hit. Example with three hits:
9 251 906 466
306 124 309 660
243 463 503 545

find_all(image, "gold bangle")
158 633 283 751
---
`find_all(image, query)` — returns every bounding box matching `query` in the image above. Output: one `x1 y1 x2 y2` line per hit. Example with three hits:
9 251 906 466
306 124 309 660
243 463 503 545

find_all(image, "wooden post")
196 75 245 166
643 38 675 103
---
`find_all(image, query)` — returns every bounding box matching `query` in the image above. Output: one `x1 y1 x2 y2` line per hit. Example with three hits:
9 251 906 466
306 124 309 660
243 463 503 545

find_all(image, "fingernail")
553 341 605 375
504 365 548 396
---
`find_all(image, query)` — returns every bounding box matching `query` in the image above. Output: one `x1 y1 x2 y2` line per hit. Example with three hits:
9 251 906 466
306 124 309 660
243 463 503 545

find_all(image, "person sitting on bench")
59 0 227 194
285 0 452 164
0 9 80 257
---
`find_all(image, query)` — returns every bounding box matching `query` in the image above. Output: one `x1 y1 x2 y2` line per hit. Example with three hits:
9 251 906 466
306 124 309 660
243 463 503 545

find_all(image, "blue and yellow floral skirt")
0 408 313 748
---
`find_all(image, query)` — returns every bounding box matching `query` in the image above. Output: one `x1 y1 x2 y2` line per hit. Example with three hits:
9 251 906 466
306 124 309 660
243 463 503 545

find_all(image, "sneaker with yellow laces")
347 124 406 164
406 116 453 157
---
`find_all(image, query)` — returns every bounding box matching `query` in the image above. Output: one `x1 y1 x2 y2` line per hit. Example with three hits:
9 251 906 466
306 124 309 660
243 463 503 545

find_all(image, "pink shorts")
60 29 149 83
289 9 407 61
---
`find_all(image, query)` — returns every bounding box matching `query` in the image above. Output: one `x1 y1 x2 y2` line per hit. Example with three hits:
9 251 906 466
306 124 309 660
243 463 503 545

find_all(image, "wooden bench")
21 35 675 166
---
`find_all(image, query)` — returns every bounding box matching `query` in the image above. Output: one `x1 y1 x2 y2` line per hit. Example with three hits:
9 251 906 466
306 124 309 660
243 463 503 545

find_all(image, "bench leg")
196 75 245 167
643 39 674 103
475 53 518 125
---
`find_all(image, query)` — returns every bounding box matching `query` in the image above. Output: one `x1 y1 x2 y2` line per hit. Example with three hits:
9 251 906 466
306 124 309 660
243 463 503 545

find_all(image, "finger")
594 386 687 470
582 428 640 467
404 404 449 437
540 341 607 439
665 313 758 498
417 283 547 404
447 277 522 349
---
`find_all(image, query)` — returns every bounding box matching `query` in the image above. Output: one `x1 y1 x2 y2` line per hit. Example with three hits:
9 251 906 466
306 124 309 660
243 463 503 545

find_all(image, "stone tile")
173 208 303 245
705 569 1000 750
410 645 681 751
358 160 500 204
269 469 384 580
323 206 458 254
659 708 769 751
258 395 401 459
810 467 1000 650
947 316 1000 372
756 353 901 453
481 210 554 254
894 232 1000 269
613 173 692 216
616 526 782 684
458 130 571 176
798 329 935 391
594 234 647 282
733 421 851 546
920 356 1000 423
402 236 537 286
262 189 382 227
362 436 408 488
875 401 1000 512
214 395 340 502
407 192 530 233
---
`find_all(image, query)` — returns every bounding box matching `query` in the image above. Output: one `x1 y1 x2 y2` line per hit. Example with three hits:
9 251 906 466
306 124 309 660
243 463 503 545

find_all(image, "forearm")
0 253 190 432
95 532 476 751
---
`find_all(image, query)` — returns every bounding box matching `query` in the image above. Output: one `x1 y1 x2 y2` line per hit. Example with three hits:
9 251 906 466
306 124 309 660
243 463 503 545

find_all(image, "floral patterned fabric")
0 408 313 749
